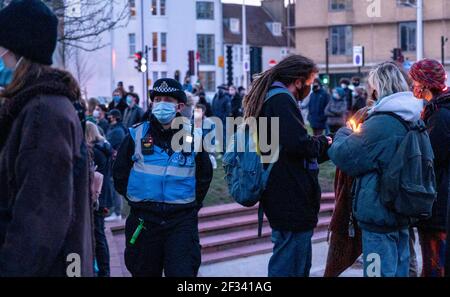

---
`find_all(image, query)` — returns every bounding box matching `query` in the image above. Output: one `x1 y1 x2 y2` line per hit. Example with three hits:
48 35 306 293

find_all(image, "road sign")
244 60 250 72
353 46 364 67
268 59 277 67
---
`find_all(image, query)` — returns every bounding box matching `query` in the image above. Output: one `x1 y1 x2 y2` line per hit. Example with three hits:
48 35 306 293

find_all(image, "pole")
140 0 146 109
145 45 149 110
325 38 329 76
417 0 423 61
242 0 248 89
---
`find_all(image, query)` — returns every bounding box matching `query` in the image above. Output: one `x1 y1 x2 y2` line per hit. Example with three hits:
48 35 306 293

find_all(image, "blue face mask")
0 56 13 87
152 102 178 125
126 96 133 106
113 95 121 104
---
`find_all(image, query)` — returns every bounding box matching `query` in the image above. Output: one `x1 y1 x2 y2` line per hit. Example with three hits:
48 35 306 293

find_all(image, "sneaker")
104 213 122 222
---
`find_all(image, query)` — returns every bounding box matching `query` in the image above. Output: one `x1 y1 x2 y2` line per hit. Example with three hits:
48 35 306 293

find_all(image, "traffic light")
320 74 330 85
188 50 195 76
391 48 404 63
134 51 147 73
226 46 233 86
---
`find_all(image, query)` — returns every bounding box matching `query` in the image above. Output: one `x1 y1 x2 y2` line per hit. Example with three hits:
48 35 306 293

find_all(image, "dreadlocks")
243 54 318 119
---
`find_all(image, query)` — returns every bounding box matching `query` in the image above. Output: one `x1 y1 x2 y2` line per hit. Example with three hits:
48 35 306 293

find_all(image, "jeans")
362 229 410 277
268 229 314 277
94 211 110 277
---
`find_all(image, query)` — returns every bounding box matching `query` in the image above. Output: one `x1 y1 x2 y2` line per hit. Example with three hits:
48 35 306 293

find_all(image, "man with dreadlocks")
243 55 332 277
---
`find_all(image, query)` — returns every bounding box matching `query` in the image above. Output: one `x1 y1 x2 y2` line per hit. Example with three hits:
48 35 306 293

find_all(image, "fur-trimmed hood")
0 68 81 150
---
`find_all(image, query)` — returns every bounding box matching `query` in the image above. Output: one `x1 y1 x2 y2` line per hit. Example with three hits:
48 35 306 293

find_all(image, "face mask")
93 110 100 119
296 84 312 101
353 82 360 87
152 102 177 125
341 84 348 89
0 50 13 87
126 96 133 105
113 96 121 104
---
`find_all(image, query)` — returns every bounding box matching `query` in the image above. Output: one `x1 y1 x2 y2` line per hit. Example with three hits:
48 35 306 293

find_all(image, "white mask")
93 110 100 119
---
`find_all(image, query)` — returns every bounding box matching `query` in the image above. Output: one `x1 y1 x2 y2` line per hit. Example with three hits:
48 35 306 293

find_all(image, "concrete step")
201 217 331 254
202 230 328 265
199 213 269 236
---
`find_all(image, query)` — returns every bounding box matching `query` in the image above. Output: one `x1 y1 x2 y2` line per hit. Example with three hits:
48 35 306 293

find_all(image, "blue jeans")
362 229 410 277
268 229 313 277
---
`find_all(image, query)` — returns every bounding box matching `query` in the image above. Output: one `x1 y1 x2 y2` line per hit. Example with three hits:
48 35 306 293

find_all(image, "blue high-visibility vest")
126 122 196 204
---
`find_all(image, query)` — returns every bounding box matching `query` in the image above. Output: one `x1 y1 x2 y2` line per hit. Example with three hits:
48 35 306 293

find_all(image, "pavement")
106 220 423 277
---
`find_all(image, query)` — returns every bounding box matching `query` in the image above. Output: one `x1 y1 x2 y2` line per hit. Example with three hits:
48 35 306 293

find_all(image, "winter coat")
307 88 330 129
231 94 243 118
325 94 347 127
123 105 144 129
92 140 114 209
260 85 330 232
328 92 424 233
418 91 450 231
108 98 128 116
212 90 231 124
106 122 127 151
97 118 109 135
0 68 94 276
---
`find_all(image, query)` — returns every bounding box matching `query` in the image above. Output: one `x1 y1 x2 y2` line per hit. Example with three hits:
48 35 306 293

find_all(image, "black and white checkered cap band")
154 81 179 93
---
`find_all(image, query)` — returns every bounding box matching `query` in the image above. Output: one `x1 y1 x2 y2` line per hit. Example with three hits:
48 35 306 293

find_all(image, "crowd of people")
0 0 449 278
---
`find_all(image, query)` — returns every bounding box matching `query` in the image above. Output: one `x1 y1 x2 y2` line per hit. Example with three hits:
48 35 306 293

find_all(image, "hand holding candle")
347 118 362 133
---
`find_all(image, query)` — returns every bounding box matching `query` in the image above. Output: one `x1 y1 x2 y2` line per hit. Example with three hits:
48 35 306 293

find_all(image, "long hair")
243 54 318 119
367 62 409 100
85 121 105 145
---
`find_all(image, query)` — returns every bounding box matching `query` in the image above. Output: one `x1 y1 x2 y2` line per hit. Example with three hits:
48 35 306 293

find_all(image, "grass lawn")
203 159 336 207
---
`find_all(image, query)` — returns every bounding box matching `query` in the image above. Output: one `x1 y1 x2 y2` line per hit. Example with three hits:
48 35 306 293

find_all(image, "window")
197 34 215 65
399 22 416 52
329 0 351 11
229 18 240 34
266 22 282 37
161 71 168 79
330 26 353 55
397 0 417 6
151 0 157 15
160 0 166 15
129 0 136 16
152 32 158 62
199 71 216 92
128 33 136 56
161 33 167 63
196 1 214 20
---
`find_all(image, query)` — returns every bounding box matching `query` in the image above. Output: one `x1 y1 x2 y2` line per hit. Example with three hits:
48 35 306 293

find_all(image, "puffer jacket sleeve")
328 117 382 177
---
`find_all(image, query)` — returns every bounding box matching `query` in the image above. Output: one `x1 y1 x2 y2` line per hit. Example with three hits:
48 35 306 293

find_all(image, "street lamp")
400 0 423 61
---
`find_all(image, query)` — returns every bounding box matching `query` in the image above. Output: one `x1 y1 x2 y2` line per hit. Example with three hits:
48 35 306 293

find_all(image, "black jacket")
106 122 127 151
419 91 450 231
112 114 213 215
260 87 330 232
0 69 93 276
108 99 128 116
92 141 114 209
231 94 243 118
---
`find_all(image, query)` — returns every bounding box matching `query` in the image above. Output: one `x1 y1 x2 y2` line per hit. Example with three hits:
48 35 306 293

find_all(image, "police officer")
113 78 213 277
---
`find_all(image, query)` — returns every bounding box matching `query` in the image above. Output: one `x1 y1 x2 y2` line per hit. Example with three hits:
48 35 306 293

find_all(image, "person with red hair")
409 59 450 277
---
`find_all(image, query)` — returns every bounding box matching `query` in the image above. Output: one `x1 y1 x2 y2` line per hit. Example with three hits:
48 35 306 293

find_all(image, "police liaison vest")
126 121 196 204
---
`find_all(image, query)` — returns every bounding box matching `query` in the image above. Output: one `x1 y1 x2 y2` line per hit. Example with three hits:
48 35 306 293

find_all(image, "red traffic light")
134 52 143 60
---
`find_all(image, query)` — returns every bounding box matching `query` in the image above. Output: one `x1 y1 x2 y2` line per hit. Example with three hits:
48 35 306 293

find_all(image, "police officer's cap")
151 78 187 104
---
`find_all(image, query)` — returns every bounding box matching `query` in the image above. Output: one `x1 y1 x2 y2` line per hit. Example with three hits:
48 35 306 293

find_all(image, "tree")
1 0 130 52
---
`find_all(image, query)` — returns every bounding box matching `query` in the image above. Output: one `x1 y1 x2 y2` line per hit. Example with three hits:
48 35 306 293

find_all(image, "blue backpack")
222 87 295 236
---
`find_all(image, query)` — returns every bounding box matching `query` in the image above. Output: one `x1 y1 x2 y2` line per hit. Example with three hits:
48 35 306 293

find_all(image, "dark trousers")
329 125 343 134
124 208 201 277
94 211 110 277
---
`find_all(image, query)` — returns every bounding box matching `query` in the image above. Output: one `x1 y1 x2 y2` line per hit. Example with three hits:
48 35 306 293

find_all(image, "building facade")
71 0 224 105
295 0 450 86
223 1 294 88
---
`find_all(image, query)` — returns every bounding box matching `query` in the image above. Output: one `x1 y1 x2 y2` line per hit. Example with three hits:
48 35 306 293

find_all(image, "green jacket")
328 91 423 233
